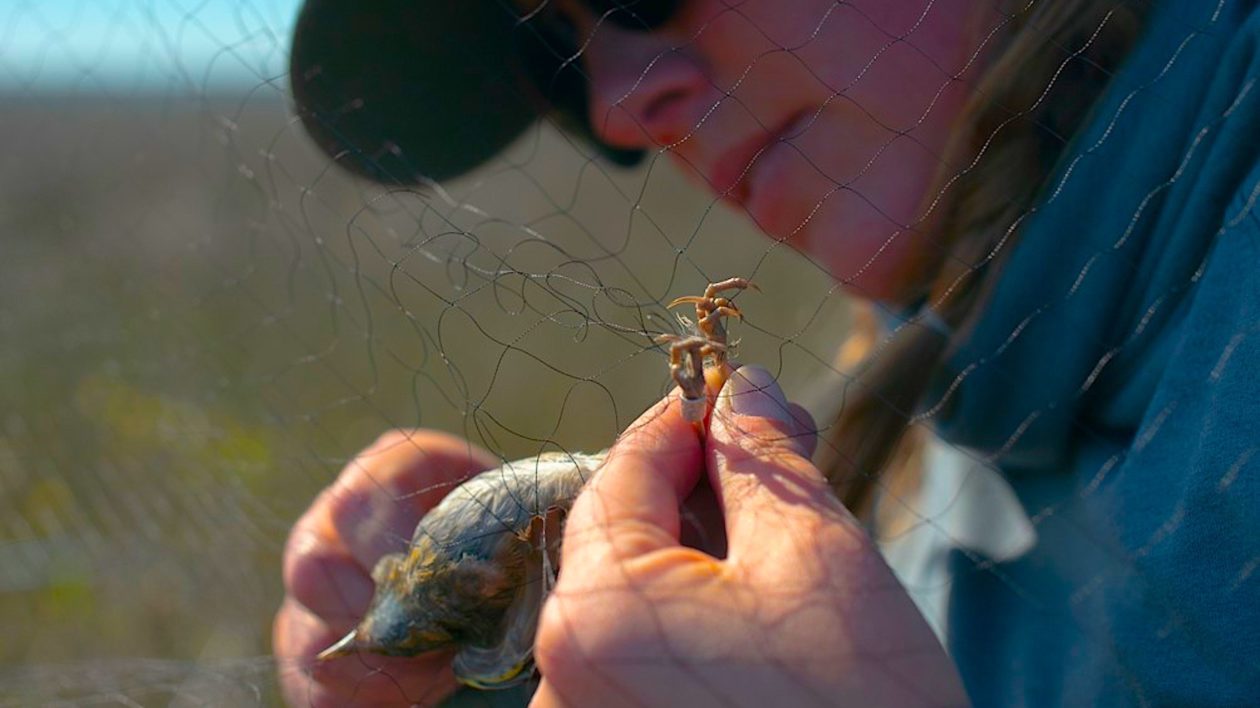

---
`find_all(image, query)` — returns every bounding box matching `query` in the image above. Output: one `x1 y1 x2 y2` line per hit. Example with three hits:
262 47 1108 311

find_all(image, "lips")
708 109 813 207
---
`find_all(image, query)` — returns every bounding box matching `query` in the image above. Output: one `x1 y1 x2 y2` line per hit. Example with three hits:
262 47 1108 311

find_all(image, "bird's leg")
659 278 757 424
697 304 742 365
656 334 711 423
668 279 757 357
702 277 756 300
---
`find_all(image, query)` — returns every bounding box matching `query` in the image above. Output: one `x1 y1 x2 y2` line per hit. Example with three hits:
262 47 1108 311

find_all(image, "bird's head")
317 543 520 661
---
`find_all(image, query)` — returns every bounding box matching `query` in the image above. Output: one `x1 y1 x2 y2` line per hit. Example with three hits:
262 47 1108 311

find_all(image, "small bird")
317 279 753 688
317 451 603 689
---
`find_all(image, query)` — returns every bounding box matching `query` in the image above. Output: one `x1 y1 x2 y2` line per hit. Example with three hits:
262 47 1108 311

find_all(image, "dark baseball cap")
289 0 654 185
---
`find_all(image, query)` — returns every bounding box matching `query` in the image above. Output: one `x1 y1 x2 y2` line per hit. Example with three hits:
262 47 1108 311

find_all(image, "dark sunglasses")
582 0 683 29
512 0 685 166
519 0 683 32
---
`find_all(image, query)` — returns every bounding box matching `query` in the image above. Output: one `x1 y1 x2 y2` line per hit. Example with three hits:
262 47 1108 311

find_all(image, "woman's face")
565 0 994 301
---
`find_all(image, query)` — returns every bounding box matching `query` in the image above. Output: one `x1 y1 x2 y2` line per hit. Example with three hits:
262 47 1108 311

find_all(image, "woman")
275 0 1260 705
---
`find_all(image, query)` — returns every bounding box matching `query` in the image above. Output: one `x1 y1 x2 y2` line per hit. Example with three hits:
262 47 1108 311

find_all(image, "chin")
778 218 915 304
836 271 909 304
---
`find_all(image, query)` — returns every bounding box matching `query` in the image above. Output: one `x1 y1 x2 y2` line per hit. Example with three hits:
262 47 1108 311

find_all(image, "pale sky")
1 0 302 92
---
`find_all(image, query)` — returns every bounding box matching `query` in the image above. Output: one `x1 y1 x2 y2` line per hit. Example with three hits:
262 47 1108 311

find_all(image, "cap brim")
290 0 643 185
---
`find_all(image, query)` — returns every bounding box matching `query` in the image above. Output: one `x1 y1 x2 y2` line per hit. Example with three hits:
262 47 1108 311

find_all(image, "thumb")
558 392 705 576
707 366 846 558
711 365 816 459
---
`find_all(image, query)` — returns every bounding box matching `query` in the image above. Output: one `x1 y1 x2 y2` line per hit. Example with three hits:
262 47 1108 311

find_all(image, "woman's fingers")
276 429 497 707
282 429 497 629
706 366 860 562
559 392 705 577
274 598 458 707
282 509 374 624
535 392 722 708
323 429 498 569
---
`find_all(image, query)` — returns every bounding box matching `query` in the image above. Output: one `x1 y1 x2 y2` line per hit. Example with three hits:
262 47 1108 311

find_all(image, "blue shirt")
931 1 1260 704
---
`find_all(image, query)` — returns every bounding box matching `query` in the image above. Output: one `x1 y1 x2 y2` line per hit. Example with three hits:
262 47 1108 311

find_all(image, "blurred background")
0 1 849 703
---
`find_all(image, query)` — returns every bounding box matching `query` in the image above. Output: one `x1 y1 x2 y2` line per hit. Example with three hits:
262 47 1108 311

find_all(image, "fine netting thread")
2 1 1257 706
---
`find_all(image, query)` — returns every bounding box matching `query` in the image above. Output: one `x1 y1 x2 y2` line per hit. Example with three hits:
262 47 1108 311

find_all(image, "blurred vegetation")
0 91 848 704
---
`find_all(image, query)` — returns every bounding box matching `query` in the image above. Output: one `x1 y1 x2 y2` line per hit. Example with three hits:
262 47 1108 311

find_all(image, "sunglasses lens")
512 0 663 170
586 0 682 30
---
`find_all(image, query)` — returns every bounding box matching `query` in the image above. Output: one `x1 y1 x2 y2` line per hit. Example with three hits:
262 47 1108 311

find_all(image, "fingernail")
720 365 792 423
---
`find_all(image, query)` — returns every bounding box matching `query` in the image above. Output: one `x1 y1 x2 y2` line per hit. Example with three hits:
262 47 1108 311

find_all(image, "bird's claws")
659 278 756 423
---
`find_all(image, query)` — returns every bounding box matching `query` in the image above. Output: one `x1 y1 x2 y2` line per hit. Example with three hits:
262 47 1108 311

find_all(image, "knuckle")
559 517 664 579
281 528 322 593
322 482 408 547
605 518 670 560
273 598 333 661
323 481 375 540
271 600 298 657
322 483 413 565
284 541 372 620
323 464 396 540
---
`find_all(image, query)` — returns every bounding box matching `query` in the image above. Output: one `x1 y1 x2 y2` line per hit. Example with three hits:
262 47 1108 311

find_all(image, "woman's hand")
532 366 968 708
273 429 497 707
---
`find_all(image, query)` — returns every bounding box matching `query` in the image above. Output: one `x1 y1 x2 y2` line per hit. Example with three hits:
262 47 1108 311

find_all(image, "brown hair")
822 1 1149 516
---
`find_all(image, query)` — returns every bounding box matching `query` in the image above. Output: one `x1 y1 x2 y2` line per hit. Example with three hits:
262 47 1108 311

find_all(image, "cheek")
681 0 855 86
741 102 936 226
799 192 937 301
748 130 942 297
692 0 974 132
735 0 860 48
735 1 893 92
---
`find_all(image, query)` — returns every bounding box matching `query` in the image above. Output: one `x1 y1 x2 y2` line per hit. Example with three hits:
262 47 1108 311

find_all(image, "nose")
577 21 710 149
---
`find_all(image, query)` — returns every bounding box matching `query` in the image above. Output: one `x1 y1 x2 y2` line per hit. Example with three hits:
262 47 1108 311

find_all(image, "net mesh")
2 0 1257 706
